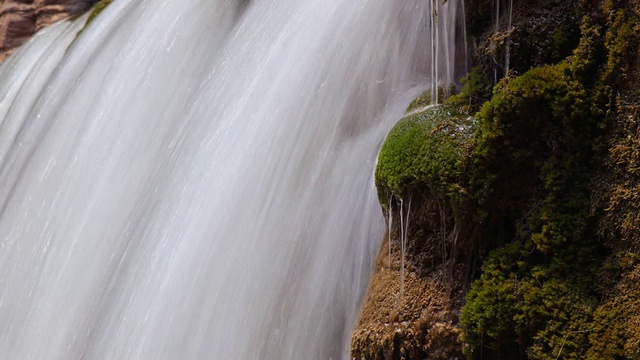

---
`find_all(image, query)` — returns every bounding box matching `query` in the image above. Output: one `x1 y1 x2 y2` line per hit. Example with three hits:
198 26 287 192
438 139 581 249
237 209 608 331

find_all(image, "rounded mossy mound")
375 105 474 209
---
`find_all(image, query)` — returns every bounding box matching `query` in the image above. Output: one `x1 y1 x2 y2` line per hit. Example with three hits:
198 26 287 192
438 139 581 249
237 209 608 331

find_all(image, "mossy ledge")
375 105 474 211
355 0 640 358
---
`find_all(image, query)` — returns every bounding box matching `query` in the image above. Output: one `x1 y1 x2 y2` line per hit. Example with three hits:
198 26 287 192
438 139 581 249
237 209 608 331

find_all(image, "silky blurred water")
0 0 462 358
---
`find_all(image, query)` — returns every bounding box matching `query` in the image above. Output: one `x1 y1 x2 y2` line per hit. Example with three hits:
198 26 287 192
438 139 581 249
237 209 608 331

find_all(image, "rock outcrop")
0 0 98 63
354 0 640 358
351 238 465 360
352 105 474 360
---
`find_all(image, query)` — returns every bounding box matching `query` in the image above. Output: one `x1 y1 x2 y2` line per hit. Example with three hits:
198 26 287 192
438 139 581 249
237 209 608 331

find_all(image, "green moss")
405 90 433 113
461 245 596 359
586 3 640 357
602 9 640 87
405 85 456 113
447 66 491 114
461 17 610 357
375 105 474 209
470 56 606 223
372 2 638 358
588 262 640 359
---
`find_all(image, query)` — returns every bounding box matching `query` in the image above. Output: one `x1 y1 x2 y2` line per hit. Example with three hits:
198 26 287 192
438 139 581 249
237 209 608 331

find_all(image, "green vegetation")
375 105 474 211
405 85 457 113
584 4 640 358
461 245 596 359
405 90 433 113
447 66 491 113
461 36 607 355
373 1 640 358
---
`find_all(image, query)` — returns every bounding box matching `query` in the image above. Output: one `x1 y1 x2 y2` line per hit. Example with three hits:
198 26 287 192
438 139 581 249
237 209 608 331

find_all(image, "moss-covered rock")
461 242 599 359
447 66 492 114
358 0 640 358
470 59 604 233
375 105 474 211
461 25 609 355
353 105 476 360
588 1 640 357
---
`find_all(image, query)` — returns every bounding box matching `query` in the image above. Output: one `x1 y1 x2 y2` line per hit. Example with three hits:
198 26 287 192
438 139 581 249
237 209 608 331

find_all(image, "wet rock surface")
351 237 465 360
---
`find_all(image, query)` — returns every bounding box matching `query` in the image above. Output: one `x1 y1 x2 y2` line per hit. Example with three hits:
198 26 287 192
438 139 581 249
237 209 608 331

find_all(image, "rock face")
351 238 465 360
469 0 581 82
0 0 98 63
352 106 474 359
355 0 640 358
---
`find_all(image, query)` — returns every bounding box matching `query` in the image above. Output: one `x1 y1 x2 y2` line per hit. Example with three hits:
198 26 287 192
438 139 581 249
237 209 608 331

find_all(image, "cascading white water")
0 0 462 358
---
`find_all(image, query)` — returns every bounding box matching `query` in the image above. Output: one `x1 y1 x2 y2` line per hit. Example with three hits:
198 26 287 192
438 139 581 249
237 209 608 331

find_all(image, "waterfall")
0 0 463 358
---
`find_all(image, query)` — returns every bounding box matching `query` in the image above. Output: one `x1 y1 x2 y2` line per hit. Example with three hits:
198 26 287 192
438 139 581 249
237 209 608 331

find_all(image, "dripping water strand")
387 195 393 269
403 195 412 298
398 195 412 299
442 1 451 98
493 0 500 85
399 198 404 299
428 0 441 104
461 0 469 79
433 0 440 103
505 0 513 74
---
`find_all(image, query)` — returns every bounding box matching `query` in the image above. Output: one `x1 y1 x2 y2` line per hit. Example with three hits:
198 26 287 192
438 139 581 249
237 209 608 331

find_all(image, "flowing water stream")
0 0 462 358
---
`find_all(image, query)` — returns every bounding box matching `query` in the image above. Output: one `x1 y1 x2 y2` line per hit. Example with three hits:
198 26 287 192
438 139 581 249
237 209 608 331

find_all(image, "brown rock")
35 4 69 31
34 0 98 31
0 2 35 52
0 0 99 65
351 236 465 360
0 11 36 48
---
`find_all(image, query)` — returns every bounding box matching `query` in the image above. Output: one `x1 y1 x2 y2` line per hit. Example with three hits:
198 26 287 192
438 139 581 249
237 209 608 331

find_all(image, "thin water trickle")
0 0 463 358
494 0 501 84
505 0 514 74
398 195 412 300
387 197 393 270
399 198 404 298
